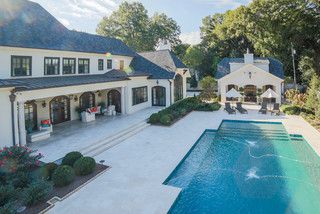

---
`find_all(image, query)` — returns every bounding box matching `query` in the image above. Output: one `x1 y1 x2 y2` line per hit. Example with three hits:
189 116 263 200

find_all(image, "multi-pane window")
11 56 32 77
98 59 104 71
132 86 148 106
63 58 76 74
44 57 60 75
78 58 90 74
107 59 112 69
119 60 124 70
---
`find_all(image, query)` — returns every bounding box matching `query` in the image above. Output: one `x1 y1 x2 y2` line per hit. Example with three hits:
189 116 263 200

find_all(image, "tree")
183 45 205 71
172 43 190 60
306 74 320 112
96 2 181 52
199 76 217 101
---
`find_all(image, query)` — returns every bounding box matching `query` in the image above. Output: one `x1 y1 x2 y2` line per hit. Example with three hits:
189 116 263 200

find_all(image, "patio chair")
236 102 248 114
271 103 280 115
259 102 267 114
224 102 236 114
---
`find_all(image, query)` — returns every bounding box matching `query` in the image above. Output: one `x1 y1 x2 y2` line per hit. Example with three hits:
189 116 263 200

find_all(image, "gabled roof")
139 50 187 71
0 0 136 57
215 57 284 79
130 53 175 79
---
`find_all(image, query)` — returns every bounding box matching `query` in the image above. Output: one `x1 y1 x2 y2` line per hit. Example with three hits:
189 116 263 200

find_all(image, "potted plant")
98 102 106 114
75 106 84 121
25 119 33 134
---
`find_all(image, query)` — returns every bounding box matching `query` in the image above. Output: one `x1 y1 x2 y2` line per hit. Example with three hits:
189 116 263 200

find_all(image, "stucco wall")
218 64 283 103
0 89 15 148
0 46 133 79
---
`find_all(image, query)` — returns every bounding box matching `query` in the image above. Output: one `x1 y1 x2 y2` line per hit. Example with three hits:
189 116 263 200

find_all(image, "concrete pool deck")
48 105 320 214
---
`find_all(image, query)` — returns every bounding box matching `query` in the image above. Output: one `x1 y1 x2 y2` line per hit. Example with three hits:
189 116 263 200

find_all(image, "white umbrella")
261 88 278 110
226 88 242 98
261 88 278 98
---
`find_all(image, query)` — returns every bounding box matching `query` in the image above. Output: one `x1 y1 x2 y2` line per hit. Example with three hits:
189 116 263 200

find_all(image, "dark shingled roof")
215 57 284 79
0 0 136 57
139 50 187 71
130 53 175 79
0 72 129 91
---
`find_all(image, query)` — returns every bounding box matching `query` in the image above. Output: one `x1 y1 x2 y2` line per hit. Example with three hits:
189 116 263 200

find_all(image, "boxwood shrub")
148 97 221 126
43 162 58 180
73 157 96 176
23 180 53 206
62 151 83 166
52 165 75 187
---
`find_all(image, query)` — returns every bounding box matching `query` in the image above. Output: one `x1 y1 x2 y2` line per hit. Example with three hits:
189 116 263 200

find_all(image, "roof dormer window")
11 56 32 77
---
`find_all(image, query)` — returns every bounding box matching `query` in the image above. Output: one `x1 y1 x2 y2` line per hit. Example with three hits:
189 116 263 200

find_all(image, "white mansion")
215 51 284 103
0 0 190 148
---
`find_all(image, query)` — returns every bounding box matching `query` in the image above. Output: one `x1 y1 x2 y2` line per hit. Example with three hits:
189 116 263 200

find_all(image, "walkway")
48 105 320 214
30 107 161 162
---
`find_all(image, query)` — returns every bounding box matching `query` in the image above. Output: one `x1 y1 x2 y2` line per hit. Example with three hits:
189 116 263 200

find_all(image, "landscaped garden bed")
148 97 221 126
0 148 108 214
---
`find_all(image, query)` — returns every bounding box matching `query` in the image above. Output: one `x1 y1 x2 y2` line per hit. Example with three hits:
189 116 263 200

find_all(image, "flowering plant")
0 146 43 174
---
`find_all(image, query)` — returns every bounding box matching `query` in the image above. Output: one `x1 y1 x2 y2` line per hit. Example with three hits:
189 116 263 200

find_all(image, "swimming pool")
164 120 320 213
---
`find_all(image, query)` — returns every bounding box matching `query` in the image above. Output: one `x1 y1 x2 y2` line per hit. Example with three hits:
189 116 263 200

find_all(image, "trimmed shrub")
23 180 53 206
0 185 16 207
10 171 32 189
52 165 75 187
73 157 96 176
43 162 58 180
62 151 83 166
160 114 172 126
0 201 16 214
148 113 160 124
282 105 302 115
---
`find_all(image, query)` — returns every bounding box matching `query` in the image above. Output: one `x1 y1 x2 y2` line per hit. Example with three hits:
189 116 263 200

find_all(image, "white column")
121 87 126 115
17 101 27 146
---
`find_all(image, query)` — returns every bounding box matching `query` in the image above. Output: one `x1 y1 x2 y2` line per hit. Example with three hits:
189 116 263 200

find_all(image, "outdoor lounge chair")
236 102 248 114
224 102 236 114
271 103 280 115
259 102 267 114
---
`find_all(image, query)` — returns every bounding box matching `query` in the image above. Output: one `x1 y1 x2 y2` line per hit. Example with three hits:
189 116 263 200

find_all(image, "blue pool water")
164 120 320 214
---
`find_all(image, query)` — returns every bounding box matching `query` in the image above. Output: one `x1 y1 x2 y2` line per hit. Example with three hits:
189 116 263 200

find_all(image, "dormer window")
107 59 112 69
78 58 90 74
11 56 32 77
44 57 60 75
63 58 76 74
98 59 104 71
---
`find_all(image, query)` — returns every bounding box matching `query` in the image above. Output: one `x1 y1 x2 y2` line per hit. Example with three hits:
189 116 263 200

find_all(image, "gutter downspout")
9 90 17 146
168 80 172 106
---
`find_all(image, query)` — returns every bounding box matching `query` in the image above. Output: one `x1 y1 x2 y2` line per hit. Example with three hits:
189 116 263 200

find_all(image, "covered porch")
14 78 129 146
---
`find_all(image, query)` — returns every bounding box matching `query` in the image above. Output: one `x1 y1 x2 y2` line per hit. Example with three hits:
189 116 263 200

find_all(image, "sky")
31 0 251 45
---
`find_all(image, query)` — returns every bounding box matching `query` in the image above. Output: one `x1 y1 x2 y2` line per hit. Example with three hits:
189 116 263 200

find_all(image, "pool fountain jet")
246 167 260 180
246 140 257 147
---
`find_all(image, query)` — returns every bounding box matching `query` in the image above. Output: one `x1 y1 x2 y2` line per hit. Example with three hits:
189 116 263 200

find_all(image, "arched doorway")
50 96 70 125
108 90 121 113
174 74 183 102
24 101 37 132
244 85 257 102
152 86 166 106
79 92 95 110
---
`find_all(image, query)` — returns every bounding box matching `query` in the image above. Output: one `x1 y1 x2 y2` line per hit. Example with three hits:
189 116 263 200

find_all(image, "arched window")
152 86 166 106
24 101 37 131
79 92 95 110
174 74 183 102
50 96 70 125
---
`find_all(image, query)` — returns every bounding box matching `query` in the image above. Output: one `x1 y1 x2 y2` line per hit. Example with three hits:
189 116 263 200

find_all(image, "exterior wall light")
42 101 47 108
74 95 78 102
249 72 252 79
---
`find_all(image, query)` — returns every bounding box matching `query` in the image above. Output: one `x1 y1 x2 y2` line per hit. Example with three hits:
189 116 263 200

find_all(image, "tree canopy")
199 0 320 81
96 2 181 52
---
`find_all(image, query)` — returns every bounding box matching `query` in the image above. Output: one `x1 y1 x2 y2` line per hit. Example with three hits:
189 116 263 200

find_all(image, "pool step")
80 121 149 157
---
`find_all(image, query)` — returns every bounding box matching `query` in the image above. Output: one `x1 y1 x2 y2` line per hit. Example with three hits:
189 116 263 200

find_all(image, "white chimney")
244 48 254 64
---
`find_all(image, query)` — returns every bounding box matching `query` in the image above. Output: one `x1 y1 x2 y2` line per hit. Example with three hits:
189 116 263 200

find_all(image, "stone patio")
30 107 162 162
47 105 320 214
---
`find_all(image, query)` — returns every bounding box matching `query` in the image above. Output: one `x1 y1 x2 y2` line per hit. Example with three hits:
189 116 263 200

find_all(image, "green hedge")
62 151 83 166
281 105 314 115
52 165 75 187
73 157 96 176
23 180 53 206
148 97 221 126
